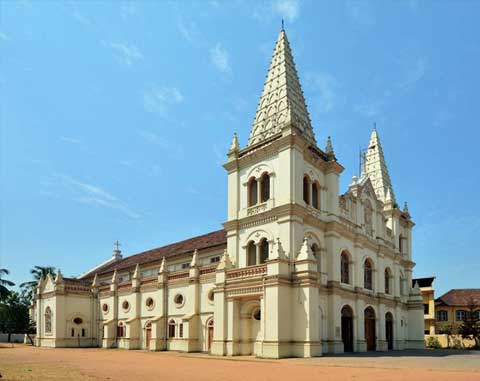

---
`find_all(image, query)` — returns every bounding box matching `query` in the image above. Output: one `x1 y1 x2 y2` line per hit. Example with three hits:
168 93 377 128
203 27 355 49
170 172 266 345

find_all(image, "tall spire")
364 127 396 204
247 28 316 147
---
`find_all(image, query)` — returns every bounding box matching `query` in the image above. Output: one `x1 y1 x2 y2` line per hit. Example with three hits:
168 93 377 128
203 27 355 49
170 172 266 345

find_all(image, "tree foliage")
459 298 480 349
0 291 33 342
20 266 56 305
0 268 15 302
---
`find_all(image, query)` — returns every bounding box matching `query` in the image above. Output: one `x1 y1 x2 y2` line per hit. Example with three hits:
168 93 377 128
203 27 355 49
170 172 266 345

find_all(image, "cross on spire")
114 240 121 251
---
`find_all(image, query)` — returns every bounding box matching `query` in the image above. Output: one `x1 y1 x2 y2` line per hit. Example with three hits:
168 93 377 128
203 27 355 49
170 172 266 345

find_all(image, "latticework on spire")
364 128 396 203
248 28 316 147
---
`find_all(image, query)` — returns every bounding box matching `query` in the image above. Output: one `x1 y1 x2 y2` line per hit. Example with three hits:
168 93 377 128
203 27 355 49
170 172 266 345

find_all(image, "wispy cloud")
102 41 143 66
143 85 184 117
0 32 9 41
52 174 140 219
210 43 231 73
354 99 385 118
347 1 375 27
273 0 300 22
64 1 91 26
120 1 139 20
306 72 341 114
139 131 184 160
60 136 82 145
178 20 199 44
397 56 428 89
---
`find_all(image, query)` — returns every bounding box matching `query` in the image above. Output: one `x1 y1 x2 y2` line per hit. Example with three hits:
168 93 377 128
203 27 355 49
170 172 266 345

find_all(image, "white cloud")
210 43 231 73
397 56 428 89
306 72 340 114
120 1 139 20
60 136 82 145
52 174 140 219
103 41 143 66
143 86 184 116
178 20 199 44
139 131 184 160
273 0 300 22
347 1 375 27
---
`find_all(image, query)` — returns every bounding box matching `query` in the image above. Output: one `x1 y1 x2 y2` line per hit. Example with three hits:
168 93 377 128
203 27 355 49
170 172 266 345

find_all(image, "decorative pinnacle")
55 268 63 283
229 132 239 152
159 257 166 273
403 201 410 214
132 263 140 279
217 249 232 270
281 19 285 31
190 249 198 268
325 136 335 158
91 273 99 288
111 269 118 284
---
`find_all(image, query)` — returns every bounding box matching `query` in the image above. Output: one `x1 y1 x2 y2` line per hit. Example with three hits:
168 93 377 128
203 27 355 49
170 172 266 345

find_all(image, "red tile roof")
436 289 480 306
80 229 227 280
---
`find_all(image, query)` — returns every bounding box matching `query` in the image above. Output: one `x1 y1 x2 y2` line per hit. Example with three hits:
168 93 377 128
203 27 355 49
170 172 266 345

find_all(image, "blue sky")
1 0 479 297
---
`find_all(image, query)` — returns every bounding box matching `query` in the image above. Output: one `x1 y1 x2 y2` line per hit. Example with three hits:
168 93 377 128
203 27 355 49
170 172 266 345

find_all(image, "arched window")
303 176 310 205
341 252 350 284
45 307 52 334
117 322 125 337
248 177 258 207
259 239 269 264
168 319 176 338
384 268 391 294
260 173 270 203
312 182 319 209
364 259 373 290
312 244 321 273
247 241 256 266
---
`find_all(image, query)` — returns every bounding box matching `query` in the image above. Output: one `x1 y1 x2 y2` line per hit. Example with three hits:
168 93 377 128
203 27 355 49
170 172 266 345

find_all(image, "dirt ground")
1 344 480 381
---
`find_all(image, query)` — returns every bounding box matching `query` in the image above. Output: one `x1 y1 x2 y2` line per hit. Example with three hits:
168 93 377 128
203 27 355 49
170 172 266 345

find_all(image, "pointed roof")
364 128 396 204
248 28 316 147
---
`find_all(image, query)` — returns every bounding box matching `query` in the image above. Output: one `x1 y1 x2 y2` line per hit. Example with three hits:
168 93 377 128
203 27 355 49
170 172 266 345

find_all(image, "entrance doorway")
385 312 394 350
341 305 354 352
364 307 376 351
207 318 214 351
145 321 152 350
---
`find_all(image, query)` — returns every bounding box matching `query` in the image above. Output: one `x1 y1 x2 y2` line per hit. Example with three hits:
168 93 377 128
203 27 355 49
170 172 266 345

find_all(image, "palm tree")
20 266 56 303
0 268 15 301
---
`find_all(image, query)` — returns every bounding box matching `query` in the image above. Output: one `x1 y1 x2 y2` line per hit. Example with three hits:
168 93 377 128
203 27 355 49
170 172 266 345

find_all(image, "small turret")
325 136 335 160
54 269 64 284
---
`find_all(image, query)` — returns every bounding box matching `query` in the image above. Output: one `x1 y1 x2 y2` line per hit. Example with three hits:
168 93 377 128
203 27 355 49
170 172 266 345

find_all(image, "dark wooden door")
365 318 376 351
386 320 393 350
341 316 354 352
208 326 214 351
145 327 152 349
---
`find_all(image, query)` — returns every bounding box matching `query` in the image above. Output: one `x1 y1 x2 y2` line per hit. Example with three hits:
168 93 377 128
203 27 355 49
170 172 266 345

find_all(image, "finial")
385 188 392 202
112 240 122 260
114 240 121 251
132 263 140 279
55 268 63 283
373 122 377 131
92 273 99 288
297 236 314 261
281 19 284 31
229 132 239 152
217 249 232 270
325 136 335 158
111 268 118 284
350 175 358 186
159 257 166 273
190 249 198 268
403 201 410 214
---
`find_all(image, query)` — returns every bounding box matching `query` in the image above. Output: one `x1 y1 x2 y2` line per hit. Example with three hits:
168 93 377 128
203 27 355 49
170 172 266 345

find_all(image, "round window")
146 297 154 309
253 309 261 321
73 317 83 325
102 304 109 313
208 289 214 302
122 301 130 311
174 294 184 307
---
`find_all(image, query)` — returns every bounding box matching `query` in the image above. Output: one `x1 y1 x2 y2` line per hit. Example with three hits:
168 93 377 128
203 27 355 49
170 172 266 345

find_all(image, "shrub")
426 336 441 349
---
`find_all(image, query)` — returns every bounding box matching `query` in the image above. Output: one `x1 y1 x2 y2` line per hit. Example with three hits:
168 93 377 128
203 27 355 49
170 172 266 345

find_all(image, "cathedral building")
34 27 425 358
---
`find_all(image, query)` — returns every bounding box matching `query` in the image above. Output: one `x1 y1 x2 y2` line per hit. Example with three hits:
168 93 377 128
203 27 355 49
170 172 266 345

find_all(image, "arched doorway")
207 318 214 351
385 312 394 350
364 307 376 351
341 305 354 352
145 321 152 349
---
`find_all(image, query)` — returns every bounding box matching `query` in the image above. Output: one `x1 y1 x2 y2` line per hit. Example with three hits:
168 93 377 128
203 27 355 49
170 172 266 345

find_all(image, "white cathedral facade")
34 28 424 358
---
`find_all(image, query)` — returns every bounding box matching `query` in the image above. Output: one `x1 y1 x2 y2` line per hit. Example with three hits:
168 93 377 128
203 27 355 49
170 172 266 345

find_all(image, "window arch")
312 182 319 209
259 239 269 264
168 319 176 338
248 177 258 207
117 322 125 337
45 307 52 334
364 259 373 290
260 173 270 203
311 243 321 273
247 241 256 266
341 251 350 284
303 176 310 205
384 267 392 295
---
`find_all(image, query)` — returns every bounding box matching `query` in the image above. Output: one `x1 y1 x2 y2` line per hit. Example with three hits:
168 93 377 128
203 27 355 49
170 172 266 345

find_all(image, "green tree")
459 298 480 349
0 291 32 343
0 268 15 301
19 266 56 304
